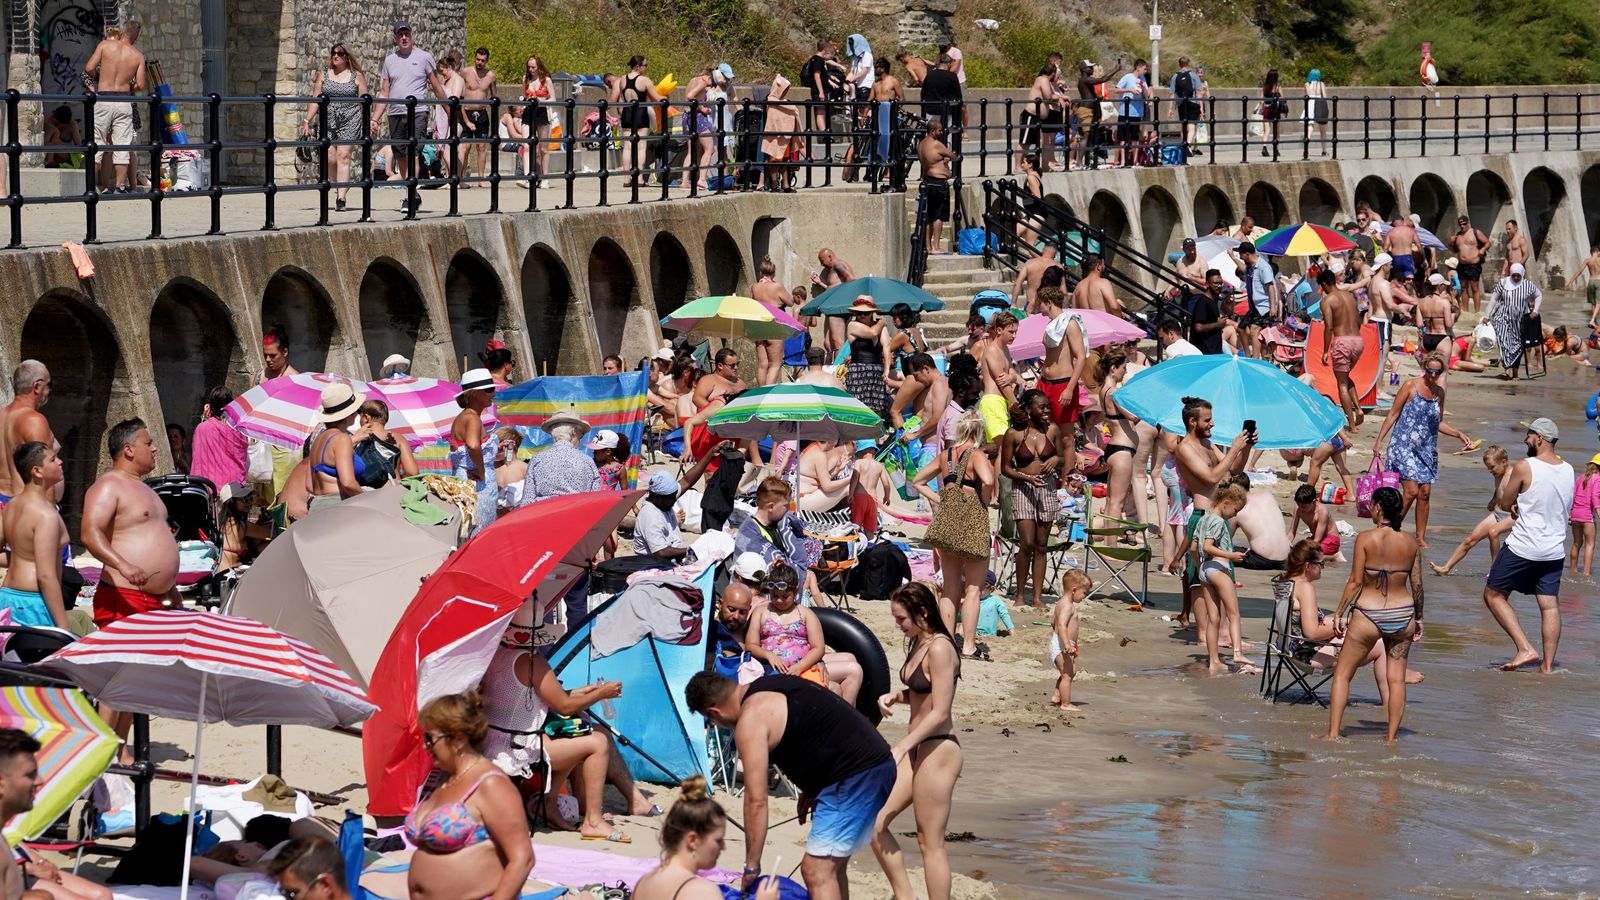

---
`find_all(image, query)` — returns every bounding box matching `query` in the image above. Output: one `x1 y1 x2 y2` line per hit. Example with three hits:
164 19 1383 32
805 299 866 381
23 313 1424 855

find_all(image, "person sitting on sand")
1049 569 1088 710
1430 445 1514 576
1278 539 1422 696
1193 484 1257 674
1324 488 1422 742
1228 474 1289 570
745 563 829 688
0 729 111 900
1289 484 1344 563
633 775 779 900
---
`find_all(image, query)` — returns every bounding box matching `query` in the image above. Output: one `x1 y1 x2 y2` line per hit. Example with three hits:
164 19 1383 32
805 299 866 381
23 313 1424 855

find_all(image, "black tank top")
745 674 890 795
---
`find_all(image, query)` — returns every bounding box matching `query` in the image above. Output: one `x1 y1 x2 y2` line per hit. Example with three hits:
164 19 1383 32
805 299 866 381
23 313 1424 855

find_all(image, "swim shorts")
93 582 165 629
1329 334 1365 374
1319 533 1341 556
1038 376 1086 426
0 586 55 628
806 757 896 858
1239 550 1285 571
1389 254 1416 280
1588 281 1600 306
1486 548 1563 598
977 393 1010 443
1458 261 1483 283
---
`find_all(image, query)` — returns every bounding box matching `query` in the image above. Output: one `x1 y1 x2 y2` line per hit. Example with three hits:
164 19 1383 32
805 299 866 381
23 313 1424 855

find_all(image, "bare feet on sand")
1429 562 1451 576
1500 650 1540 671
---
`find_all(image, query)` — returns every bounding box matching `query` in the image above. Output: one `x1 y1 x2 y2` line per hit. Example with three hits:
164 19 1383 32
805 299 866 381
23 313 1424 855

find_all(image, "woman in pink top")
1570 455 1600 577
190 386 251 568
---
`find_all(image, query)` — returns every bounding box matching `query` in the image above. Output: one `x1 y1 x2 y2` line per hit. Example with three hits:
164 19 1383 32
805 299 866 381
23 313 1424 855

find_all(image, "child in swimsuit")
1194 485 1256 674
744 563 828 687
1050 569 1089 710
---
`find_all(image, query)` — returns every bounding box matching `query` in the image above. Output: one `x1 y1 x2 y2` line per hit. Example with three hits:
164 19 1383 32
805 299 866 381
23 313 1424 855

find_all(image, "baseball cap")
1182 237 1196 248
854 438 878 454
1510 263 1526 276
392 19 411 32
586 429 620 450
730 552 769 581
1372 252 1393 268
1590 452 1600 467
1409 213 1422 225
1428 273 1447 286
1524 418 1559 442
715 63 734 83
1238 242 1256 254
653 345 675 362
647 471 679 496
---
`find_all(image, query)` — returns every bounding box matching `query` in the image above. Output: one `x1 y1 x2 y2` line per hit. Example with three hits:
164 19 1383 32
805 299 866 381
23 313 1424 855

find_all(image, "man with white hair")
1484 262 1542 380
0 361 61 505
521 407 600 505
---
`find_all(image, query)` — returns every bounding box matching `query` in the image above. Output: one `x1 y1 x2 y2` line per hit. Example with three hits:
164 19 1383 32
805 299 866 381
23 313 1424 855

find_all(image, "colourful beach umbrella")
367 375 466 446
706 383 883 441
0 685 119 843
1010 310 1149 360
224 372 369 451
660 295 805 341
799 276 945 316
1110 354 1345 449
1253 222 1358 256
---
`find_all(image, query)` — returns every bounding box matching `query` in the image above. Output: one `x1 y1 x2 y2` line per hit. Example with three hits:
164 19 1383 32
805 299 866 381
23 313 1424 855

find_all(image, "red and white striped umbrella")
39 609 375 729
367 375 466 446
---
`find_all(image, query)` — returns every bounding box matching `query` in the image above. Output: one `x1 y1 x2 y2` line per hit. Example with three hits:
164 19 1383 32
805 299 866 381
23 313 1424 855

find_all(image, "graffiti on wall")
39 0 103 95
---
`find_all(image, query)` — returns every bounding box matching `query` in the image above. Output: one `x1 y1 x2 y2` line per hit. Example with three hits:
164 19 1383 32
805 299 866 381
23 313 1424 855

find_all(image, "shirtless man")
811 248 855 358
1382 216 1421 287
973 312 1019 444
0 362 62 505
81 419 178 757
1503 220 1531 278
1318 269 1365 430
751 257 793 385
788 345 842 395
1174 398 1252 627
1563 244 1600 330
1021 63 1064 172
683 349 746 463
1228 474 1289 570
894 52 931 87
1366 253 1414 352
1174 237 1207 289
1037 286 1088 461
887 353 950 476
84 22 146 192
1 443 69 630
1012 245 1063 314
1448 215 1491 313
1072 256 1123 316
918 119 956 254
1289 483 1345 562
461 48 497 182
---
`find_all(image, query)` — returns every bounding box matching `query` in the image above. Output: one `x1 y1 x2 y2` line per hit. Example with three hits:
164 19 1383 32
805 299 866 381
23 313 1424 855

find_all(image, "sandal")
581 830 633 843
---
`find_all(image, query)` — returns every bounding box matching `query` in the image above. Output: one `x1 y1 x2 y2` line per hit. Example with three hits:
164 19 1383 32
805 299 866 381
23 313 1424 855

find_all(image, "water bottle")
596 680 617 720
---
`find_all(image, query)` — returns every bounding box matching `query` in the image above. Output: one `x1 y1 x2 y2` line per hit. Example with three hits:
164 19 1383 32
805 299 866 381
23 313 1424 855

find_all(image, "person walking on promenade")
1485 262 1542 379
1259 68 1284 159
300 43 367 212
461 48 497 184
84 22 145 192
371 21 444 213
612 55 663 189
1484 418 1574 673
519 55 554 188
1302 68 1330 156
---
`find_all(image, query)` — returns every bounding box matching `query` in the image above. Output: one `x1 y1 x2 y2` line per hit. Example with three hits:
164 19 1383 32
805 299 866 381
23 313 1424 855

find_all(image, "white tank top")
480 646 549 760
1504 456 1575 562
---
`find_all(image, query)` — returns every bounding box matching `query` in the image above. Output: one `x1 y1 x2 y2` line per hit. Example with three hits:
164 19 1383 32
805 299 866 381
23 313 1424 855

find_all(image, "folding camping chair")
1081 498 1154 607
993 477 1081 597
1258 580 1334 706
808 527 865 612
1519 313 1548 379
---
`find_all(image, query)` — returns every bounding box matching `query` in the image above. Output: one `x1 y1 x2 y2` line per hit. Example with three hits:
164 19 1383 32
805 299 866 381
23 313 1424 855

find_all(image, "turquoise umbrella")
1111 354 1345 449
799 277 945 316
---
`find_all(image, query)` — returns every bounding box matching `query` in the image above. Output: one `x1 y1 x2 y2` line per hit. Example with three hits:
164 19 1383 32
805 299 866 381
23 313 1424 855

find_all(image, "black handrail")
906 186 929 285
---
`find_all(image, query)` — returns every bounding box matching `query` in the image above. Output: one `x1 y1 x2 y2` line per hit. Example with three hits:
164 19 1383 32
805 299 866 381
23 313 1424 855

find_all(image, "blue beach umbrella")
1111 354 1345 449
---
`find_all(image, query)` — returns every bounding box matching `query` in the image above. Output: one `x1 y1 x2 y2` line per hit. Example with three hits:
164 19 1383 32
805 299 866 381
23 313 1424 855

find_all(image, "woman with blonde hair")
407 692 533 900
299 43 368 211
520 55 554 187
916 411 996 659
492 426 527 513
632 775 777 900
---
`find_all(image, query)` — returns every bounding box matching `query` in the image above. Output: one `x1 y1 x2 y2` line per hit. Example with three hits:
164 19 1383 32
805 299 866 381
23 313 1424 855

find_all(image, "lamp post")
1149 0 1162 85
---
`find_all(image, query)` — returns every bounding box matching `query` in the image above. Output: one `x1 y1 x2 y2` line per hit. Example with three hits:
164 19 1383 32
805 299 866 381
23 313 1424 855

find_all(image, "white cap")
730 552 769 581
1510 263 1526 276
654 345 675 362
586 429 620 450
1372 253 1392 268
1428 273 1448 286
1409 213 1421 225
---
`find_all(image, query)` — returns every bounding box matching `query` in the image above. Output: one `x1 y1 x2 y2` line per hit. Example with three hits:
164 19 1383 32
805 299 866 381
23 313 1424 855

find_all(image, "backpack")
845 540 911 601
1174 70 1196 99
800 55 823 93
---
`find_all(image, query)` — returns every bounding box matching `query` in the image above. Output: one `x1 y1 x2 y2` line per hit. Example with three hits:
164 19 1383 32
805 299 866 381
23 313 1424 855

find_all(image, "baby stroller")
732 107 766 190
143 475 233 609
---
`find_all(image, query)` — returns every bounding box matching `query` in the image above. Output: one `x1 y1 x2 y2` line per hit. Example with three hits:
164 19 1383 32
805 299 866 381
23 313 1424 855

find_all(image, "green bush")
1363 0 1600 85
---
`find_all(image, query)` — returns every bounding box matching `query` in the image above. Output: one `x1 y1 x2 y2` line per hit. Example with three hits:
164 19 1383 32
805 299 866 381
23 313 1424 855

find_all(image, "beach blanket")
360 845 740 897
112 889 216 900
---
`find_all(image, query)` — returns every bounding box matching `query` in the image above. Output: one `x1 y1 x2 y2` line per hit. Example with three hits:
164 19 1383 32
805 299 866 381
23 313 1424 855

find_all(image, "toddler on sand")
1050 569 1090 711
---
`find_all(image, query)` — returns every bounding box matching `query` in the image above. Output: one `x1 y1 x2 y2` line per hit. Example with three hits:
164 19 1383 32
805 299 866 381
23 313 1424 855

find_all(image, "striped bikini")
1356 567 1416 636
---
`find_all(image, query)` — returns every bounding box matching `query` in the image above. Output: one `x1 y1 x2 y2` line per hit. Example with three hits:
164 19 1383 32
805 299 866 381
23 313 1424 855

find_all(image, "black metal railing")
0 87 1594 247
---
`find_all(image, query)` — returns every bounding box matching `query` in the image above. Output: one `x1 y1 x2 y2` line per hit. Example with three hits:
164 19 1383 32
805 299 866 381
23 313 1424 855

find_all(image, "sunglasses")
331 49 347 56
281 873 329 900
1424 368 1444 377
422 732 442 749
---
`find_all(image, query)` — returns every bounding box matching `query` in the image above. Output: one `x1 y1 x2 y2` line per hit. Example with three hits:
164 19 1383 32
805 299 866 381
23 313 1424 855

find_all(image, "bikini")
1101 403 1136 458
1355 567 1417 636
311 432 367 480
405 770 504 852
1010 431 1059 470
900 635 960 760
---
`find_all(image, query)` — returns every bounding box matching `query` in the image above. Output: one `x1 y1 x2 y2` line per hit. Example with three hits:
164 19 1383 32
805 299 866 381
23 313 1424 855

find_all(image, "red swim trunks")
1039 377 1086 425
93 582 165 629
1328 335 1366 374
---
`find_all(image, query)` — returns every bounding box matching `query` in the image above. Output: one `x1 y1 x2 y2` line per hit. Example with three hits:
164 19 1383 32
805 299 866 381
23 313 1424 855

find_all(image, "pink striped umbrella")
1009 310 1150 361
40 609 376 900
367 375 466 446
224 372 370 451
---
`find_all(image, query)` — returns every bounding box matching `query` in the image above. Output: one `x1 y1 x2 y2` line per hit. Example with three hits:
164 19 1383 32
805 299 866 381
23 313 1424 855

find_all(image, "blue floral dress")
1385 386 1440 485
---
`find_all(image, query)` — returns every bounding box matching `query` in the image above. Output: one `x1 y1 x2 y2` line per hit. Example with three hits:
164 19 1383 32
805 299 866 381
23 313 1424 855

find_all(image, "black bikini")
900 635 960 760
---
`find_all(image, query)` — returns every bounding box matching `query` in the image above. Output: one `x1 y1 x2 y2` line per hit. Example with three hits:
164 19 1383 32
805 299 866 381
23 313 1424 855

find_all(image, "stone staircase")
919 253 1015 346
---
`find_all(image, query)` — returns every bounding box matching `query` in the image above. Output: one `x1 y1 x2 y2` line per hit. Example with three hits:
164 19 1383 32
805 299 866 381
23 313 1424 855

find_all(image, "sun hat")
847 296 878 315
455 368 497 403
730 552 769 581
653 345 675 362
647 471 678 496
1428 273 1448 286
1443 257 1458 269
1590 452 1600 466
541 406 590 436
317 382 364 423
1525 417 1558 442
586 429 620 450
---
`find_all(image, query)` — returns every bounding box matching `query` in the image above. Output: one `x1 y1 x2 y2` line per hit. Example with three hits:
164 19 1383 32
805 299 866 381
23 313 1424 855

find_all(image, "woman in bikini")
1000 389 1063 609
916 413 996 658
883 302 929 390
873 582 963 900
520 55 553 188
407 692 533 900
1323 487 1422 742
306 383 366 512
1280 538 1423 700
1096 348 1139 531
634 775 778 900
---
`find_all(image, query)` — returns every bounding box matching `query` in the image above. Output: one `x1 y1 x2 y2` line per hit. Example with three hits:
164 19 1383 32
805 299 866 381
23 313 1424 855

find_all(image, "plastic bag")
246 439 274 484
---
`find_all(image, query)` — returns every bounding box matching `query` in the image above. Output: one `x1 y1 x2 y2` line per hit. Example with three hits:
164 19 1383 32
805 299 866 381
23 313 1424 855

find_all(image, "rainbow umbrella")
661 295 805 341
1010 310 1148 360
1253 222 1358 256
224 372 369 451
0 685 119 842
367 375 465 446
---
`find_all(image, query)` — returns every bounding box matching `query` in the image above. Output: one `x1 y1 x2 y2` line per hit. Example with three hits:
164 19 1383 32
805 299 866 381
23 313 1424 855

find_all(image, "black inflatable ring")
814 606 891 724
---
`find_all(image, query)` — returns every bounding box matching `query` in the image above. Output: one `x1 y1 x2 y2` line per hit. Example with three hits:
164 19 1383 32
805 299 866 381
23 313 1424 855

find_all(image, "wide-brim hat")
455 368 498 403
541 406 590 436
847 296 878 315
317 382 364 422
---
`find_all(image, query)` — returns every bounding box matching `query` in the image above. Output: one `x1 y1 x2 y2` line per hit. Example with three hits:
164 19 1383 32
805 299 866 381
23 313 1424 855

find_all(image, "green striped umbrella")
707 384 883 442
798 277 945 316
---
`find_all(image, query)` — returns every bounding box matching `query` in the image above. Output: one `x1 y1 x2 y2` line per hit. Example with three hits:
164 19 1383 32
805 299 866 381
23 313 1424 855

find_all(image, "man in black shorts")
687 671 895 900
918 119 955 254
1169 56 1202 155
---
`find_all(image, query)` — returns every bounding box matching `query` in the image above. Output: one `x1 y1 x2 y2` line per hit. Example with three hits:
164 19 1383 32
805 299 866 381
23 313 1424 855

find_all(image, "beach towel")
361 843 741 896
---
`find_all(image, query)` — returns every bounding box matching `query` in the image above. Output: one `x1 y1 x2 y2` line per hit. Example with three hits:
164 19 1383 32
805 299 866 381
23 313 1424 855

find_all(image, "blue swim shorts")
1486 548 1563 598
0 586 56 628
806 757 897 858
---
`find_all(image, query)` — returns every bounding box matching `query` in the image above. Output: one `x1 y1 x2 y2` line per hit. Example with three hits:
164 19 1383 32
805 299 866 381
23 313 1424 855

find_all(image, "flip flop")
1453 438 1483 454
582 830 633 843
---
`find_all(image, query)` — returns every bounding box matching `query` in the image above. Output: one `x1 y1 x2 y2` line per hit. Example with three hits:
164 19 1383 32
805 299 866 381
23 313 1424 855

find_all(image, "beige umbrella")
228 487 458 688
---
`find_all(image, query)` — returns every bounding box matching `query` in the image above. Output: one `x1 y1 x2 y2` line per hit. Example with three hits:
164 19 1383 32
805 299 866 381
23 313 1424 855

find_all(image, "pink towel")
62 242 95 280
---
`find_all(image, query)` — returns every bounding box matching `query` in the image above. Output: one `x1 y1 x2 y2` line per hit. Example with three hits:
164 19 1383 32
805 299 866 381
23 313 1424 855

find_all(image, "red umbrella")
362 490 642 816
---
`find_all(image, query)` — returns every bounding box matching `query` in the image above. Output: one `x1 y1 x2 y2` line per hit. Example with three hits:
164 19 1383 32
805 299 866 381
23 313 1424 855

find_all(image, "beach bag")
846 540 911 600
1356 455 1401 517
1098 101 1118 122
246 439 274 484
924 451 992 559
1473 320 1497 353
1194 122 1211 145
542 714 593 739
1248 109 1266 138
956 228 990 255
